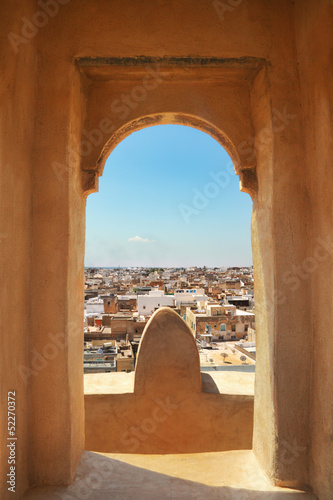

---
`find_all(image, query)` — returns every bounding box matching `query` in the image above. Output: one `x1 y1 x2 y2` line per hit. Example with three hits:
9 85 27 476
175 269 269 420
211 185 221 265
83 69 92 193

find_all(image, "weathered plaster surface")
1 0 332 498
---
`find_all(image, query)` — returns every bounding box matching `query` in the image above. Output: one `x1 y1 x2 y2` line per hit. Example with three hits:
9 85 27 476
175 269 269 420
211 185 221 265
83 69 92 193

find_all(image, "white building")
138 288 209 317
138 290 174 316
174 288 207 307
85 296 104 314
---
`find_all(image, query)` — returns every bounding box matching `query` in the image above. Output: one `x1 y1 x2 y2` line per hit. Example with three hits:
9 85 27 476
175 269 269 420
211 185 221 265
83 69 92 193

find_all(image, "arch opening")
85 124 255 453
84 123 255 455
82 113 257 200
86 123 253 269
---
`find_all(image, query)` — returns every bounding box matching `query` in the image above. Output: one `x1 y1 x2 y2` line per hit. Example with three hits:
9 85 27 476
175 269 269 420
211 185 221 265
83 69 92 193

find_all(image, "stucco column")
28 59 85 485
0 1 36 498
252 66 311 489
295 3 333 498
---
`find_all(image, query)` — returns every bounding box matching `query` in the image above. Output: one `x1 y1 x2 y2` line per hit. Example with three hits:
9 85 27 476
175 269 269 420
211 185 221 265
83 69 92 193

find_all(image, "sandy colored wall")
250 14 312 484
85 392 253 454
0 1 36 498
294 2 333 498
28 57 86 486
1 0 332 497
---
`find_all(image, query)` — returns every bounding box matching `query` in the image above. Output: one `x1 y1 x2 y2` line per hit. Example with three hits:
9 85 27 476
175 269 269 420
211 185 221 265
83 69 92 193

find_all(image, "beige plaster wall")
27 57 86 486
0 1 36 497
295 2 333 498
85 392 254 454
250 10 312 486
1 0 332 497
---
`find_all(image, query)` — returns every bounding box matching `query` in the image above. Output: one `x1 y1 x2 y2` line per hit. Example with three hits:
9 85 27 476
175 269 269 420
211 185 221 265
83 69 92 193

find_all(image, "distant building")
138 289 174 316
222 280 241 291
185 302 255 341
138 288 209 317
103 295 118 313
117 295 137 311
85 296 104 314
227 295 254 309
133 286 152 295
117 340 135 372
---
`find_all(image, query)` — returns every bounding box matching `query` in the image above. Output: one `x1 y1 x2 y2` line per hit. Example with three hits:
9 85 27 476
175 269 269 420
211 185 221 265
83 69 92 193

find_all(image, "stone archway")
76 57 261 201
76 57 309 491
3 2 332 496
24 54 311 493
90 112 257 200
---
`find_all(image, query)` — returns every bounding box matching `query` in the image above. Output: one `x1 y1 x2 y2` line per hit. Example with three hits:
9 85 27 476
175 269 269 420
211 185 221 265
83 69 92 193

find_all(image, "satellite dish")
240 355 247 363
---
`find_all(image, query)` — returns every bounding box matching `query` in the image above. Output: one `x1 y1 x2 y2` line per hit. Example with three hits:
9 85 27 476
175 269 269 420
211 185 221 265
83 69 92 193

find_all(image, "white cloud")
128 235 155 243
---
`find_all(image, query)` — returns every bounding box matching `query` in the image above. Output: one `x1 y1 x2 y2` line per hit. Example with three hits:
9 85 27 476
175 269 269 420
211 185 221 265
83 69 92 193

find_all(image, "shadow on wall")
85 308 253 454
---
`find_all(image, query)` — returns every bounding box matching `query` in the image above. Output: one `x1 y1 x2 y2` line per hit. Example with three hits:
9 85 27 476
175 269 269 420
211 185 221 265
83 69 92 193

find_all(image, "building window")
245 324 249 332
220 324 226 331
231 325 236 332
143 306 146 310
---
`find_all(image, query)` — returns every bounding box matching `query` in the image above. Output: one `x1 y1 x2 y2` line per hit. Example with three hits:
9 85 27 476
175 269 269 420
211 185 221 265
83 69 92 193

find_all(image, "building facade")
186 304 255 340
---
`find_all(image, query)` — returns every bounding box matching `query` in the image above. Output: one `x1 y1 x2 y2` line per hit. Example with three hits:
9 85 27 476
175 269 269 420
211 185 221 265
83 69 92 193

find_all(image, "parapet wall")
85 309 253 454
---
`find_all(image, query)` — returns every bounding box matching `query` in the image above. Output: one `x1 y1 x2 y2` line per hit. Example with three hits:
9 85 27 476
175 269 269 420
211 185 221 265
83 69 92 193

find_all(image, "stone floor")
24 450 316 499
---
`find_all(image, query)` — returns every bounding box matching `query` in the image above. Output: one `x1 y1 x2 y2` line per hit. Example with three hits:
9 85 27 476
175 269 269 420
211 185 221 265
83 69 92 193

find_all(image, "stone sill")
84 370 255 396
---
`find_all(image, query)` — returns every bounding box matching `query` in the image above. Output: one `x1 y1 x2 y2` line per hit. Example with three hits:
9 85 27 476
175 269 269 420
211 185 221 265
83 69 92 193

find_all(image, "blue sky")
85 125 252 268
